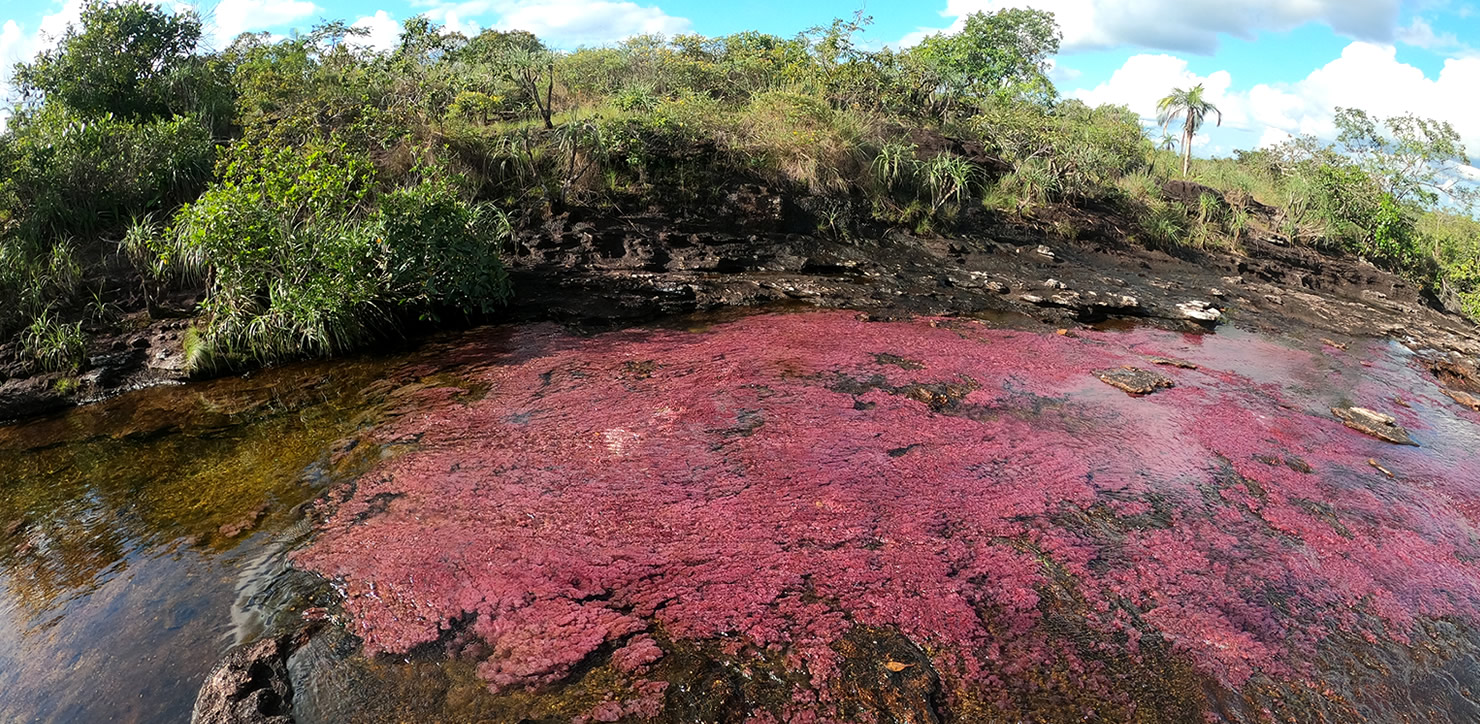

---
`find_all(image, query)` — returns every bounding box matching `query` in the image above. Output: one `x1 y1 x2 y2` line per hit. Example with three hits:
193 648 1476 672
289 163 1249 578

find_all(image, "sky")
1 0 1479 161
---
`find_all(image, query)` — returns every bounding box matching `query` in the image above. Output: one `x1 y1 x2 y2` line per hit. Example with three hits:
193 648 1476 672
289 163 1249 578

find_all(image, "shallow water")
2 312 1479 723
0 358 400 722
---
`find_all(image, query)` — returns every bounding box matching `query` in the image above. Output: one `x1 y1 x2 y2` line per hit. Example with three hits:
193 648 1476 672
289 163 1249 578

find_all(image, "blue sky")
3 0 1479 162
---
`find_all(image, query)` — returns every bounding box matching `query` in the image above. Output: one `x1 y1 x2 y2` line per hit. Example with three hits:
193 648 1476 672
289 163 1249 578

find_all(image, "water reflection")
0 359 390 723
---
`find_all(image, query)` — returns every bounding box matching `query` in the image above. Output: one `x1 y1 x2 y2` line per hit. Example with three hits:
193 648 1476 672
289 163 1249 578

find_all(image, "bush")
0 107 215 239
736 90 868 193
173 139 511 368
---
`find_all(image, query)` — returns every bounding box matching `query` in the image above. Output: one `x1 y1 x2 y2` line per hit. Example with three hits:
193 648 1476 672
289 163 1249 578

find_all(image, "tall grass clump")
170 138 512 370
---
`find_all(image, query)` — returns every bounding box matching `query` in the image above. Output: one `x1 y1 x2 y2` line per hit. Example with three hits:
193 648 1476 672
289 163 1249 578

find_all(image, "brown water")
0 357 401 723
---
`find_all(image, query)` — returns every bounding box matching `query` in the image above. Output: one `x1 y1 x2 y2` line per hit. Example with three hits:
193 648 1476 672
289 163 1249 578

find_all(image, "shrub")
736 90 868 193
1 107 215 238
173 139 511 368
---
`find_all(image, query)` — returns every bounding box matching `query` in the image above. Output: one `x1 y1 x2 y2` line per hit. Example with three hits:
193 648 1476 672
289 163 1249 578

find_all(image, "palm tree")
1157 84 1222 177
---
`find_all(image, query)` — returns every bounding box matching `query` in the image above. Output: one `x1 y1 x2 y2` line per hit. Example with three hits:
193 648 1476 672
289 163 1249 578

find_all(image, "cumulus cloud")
202 0 319 47
1071 54 1245 149
1 0 85 129
350 10 403 52
907 0 1401 54
417 0 690 47
1076 41 1480 165
498 0 689 45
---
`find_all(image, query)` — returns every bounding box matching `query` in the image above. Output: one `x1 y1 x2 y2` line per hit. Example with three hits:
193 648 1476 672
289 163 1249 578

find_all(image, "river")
3 311 1479 722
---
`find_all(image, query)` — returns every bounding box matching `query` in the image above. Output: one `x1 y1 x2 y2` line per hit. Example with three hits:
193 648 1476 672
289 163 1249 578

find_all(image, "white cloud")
0 0 85 129
912 0 1401 54
1395 16 1477 56
418 0 690 47
496 0 689 46
1077 42 1480 163
1257 127 1293 149
1396 17 1458 49
202 0 319 47
350 10 403 52
1046 59 1080 84
1072 54 1246 129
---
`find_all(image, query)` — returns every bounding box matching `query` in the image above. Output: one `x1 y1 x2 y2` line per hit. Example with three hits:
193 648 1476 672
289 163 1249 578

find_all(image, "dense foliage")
1 0 1476 374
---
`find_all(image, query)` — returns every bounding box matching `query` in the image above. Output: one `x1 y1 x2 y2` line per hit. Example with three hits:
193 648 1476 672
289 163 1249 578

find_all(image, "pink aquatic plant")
296 312 1480 717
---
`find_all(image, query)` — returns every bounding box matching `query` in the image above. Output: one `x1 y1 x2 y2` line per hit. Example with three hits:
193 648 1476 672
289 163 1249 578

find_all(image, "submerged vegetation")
0 1 1476 372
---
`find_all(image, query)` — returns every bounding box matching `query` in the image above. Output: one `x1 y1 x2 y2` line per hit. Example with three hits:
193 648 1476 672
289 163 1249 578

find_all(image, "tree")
460 30 555 129
13 0 205 120
910 9 1061 115
1157 84 1221 177
1334 107 1475 208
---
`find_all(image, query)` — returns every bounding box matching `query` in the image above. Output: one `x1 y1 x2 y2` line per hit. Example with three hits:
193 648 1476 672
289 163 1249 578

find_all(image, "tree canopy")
12 0 208 120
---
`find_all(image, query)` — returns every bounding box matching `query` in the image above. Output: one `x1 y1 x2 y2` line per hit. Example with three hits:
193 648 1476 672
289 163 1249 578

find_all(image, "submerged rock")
191 636 294 724
1332 406 1419 446
1095 367 1176 395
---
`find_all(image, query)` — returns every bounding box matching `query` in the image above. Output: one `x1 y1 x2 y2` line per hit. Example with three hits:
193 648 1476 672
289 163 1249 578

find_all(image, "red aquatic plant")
296 312 1480 714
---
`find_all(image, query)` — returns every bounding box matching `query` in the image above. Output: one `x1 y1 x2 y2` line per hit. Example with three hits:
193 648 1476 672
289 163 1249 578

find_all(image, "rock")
1033 245 1056 261
1442 388 1480 411
1043 279 1067 290
0 377 67 424
1264 295 1284 306
1019 294 1046 305
1332 406 1418 446
1222 276 1244 286
1209 288 1226 297
984 281 1009 294
1368 459 1396 479
1049 291 1082 306
1093 294 1140 310
191 636 294 724
1428 359 1480 392
1177 300 1222 324
1150 357 1198 370
1095 367 1175 396
1161 180 1224 207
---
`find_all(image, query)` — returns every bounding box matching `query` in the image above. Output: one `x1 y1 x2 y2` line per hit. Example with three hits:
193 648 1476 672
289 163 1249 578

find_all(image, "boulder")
191 636 294 724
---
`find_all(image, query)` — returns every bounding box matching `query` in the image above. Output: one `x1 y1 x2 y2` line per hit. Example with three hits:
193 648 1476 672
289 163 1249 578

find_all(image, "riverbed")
3 311 1480 722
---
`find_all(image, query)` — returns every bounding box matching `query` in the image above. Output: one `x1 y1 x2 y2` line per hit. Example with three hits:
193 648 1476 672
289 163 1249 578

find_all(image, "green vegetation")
1157 84 1221 177
2 0 1478 375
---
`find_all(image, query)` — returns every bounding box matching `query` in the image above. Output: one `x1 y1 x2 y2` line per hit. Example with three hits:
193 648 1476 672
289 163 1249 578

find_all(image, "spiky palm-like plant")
1157 84 1222 177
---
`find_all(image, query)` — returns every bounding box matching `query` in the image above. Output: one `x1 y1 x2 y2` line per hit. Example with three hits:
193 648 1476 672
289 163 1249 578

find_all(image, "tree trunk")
542 69 555 130
1181 117 1194 176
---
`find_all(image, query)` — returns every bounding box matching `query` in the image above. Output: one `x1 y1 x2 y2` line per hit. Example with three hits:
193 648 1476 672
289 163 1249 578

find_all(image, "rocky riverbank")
4 181 1478 425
